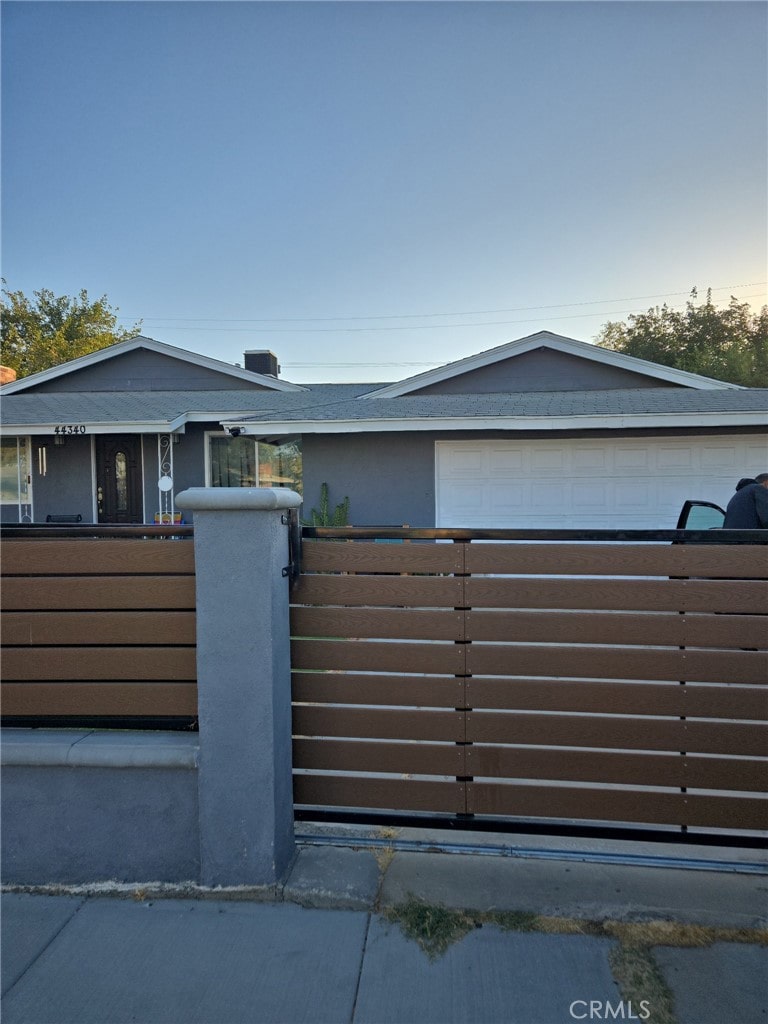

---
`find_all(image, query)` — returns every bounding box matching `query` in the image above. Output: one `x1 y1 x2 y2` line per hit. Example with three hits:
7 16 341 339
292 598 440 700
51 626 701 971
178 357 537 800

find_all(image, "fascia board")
0 420 181 436
0 336 309 394
218 411 768 435
361 332 742 397
184 410 274 423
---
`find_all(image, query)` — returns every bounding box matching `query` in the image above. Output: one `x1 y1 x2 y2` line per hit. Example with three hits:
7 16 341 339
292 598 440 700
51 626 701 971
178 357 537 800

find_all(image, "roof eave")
218 410 768 435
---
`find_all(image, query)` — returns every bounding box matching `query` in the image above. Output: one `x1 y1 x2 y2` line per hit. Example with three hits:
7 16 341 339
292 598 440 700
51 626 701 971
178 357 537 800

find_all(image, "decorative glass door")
95 435 143 523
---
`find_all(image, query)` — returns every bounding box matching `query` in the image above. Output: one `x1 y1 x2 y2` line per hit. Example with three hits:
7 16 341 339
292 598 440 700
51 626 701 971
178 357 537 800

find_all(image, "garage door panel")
615 447 651 472
656 445 697 470
531 448 566 472
573 448 608 471
489 449 523 474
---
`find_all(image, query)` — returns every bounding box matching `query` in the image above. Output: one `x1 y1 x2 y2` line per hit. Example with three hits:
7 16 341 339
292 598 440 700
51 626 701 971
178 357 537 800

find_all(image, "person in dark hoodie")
723 473 768 528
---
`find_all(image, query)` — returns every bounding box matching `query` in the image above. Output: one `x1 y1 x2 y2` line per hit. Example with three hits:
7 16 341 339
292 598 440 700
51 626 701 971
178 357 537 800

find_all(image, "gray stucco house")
1 331 766 528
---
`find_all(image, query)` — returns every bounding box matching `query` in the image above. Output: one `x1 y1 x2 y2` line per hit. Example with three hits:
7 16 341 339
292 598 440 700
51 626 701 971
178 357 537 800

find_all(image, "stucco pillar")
175 487 301 887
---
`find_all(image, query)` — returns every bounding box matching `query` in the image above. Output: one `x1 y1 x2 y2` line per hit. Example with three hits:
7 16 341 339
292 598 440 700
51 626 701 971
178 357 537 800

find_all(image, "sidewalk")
2 834 767 1024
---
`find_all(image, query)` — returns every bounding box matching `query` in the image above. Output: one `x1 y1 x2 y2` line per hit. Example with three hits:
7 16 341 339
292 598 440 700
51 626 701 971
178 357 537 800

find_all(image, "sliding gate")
291 528 768 844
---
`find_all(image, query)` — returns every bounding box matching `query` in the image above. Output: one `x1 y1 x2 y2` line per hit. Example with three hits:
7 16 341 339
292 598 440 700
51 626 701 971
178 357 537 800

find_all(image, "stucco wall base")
1 730 201 885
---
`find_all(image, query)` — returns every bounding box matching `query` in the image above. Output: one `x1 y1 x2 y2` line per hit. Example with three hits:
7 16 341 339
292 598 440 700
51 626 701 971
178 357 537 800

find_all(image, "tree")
0 285 142 378
595 290 768 387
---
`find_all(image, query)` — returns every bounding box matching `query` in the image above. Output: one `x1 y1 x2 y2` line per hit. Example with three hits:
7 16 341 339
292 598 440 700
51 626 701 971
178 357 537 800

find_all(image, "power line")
117 282 766 327
120 293 767 334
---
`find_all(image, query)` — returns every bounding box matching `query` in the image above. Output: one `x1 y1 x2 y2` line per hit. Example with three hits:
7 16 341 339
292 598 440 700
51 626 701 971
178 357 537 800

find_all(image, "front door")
95 435 143 524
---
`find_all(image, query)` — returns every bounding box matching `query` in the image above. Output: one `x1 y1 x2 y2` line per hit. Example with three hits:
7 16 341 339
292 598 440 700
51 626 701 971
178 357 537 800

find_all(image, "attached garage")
435 435 768 529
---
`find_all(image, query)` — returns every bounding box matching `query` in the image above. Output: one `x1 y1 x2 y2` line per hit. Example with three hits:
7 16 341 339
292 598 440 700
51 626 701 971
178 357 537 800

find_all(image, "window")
206 435 301 493
1 437 30 505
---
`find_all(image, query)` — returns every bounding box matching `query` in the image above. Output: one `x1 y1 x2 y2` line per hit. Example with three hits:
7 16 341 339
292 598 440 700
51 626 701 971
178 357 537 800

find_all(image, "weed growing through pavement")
384 895 768 1020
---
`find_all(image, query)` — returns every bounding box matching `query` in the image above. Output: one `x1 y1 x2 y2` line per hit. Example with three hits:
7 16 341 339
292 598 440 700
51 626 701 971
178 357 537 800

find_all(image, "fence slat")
464 543 768 578
465 610 767 648
466 747 767 791
291 638 464 675
291 607 463 641
3 611 196 646
467 783 768 829
2 647 197 682
0 539 195 575
1 576 196 611
1 682 198 717
467 644 768 684
292 574 463 607
466 678 768 719
293 705 465 742
466 711 768 755
294 775 466 813
464 577 768 613
292 672 465 708
300 539 463 574
293 737 464 774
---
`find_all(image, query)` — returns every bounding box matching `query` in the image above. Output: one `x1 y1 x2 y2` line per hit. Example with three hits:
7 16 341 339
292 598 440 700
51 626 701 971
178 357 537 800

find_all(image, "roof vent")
244 350 280 377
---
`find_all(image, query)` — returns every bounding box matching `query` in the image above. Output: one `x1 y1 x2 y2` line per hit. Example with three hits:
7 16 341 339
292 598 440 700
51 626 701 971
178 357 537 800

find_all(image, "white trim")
360 331 743 398
6 406 765 438
0 417 187 437
140 434 147 525
0 336 308 395
90 435 98 523
219 410 768 434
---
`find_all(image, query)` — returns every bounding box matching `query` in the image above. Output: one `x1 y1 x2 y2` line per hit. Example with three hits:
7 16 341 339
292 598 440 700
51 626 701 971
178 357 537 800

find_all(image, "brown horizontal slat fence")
1 533 197 723
292 539 467 816
291 533 768 839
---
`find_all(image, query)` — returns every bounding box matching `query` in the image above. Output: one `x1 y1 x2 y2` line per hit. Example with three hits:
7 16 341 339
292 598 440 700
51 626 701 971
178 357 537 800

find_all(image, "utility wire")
119 292 766 334
117 282 766 326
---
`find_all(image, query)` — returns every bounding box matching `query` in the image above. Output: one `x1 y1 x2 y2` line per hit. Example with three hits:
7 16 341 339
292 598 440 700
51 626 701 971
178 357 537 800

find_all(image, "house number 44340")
53 425 87 434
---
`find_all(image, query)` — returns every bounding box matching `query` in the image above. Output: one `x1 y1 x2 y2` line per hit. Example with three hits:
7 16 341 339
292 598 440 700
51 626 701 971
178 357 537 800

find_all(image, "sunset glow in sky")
2 1 766 382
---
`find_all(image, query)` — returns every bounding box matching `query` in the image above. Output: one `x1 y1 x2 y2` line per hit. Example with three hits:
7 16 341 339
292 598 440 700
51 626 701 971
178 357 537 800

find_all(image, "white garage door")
435 435 768 529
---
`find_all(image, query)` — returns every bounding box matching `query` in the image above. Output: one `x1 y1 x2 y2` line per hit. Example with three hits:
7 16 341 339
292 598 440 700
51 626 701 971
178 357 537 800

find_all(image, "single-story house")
1 331 766 528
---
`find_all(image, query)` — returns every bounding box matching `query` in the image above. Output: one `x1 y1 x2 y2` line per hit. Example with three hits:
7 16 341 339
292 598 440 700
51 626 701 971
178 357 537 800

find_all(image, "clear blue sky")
2 0 766 383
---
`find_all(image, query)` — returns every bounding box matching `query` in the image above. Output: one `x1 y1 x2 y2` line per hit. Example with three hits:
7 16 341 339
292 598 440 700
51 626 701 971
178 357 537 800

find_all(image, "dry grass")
608 945 677 1024
384 896 768 1020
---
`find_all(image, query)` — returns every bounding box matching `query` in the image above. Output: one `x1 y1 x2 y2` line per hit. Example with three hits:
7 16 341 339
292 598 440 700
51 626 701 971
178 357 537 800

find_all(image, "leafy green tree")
595 290 768 387
0 285 141 378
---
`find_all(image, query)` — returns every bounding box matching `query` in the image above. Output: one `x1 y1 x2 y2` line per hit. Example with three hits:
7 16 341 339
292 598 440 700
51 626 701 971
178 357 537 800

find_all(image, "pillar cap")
176 487 302 511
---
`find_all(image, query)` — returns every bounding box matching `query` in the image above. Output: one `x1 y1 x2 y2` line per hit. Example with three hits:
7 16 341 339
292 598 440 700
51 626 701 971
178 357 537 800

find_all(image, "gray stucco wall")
27 349 268 393
301 432 436 526
1 731 200 884
412 349 680 394
28 434 95 523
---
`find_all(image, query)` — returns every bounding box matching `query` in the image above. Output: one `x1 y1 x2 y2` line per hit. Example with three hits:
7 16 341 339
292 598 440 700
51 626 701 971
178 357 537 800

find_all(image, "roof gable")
0 336 308 395
361 331 743 398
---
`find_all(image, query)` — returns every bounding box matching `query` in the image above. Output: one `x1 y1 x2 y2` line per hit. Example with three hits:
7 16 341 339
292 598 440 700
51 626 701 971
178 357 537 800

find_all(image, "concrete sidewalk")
2 837 767 1024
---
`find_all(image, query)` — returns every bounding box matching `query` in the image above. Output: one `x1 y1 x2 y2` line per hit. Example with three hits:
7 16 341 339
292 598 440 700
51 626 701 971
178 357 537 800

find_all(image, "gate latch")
281 509 301 586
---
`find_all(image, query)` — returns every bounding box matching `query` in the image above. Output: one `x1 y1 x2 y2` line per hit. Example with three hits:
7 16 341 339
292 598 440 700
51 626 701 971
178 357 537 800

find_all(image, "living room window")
206 434 302 493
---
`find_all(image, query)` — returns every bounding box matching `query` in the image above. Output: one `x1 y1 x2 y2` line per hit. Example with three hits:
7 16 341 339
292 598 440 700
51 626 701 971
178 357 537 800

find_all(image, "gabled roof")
361 331 744 398
0 335 308 395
